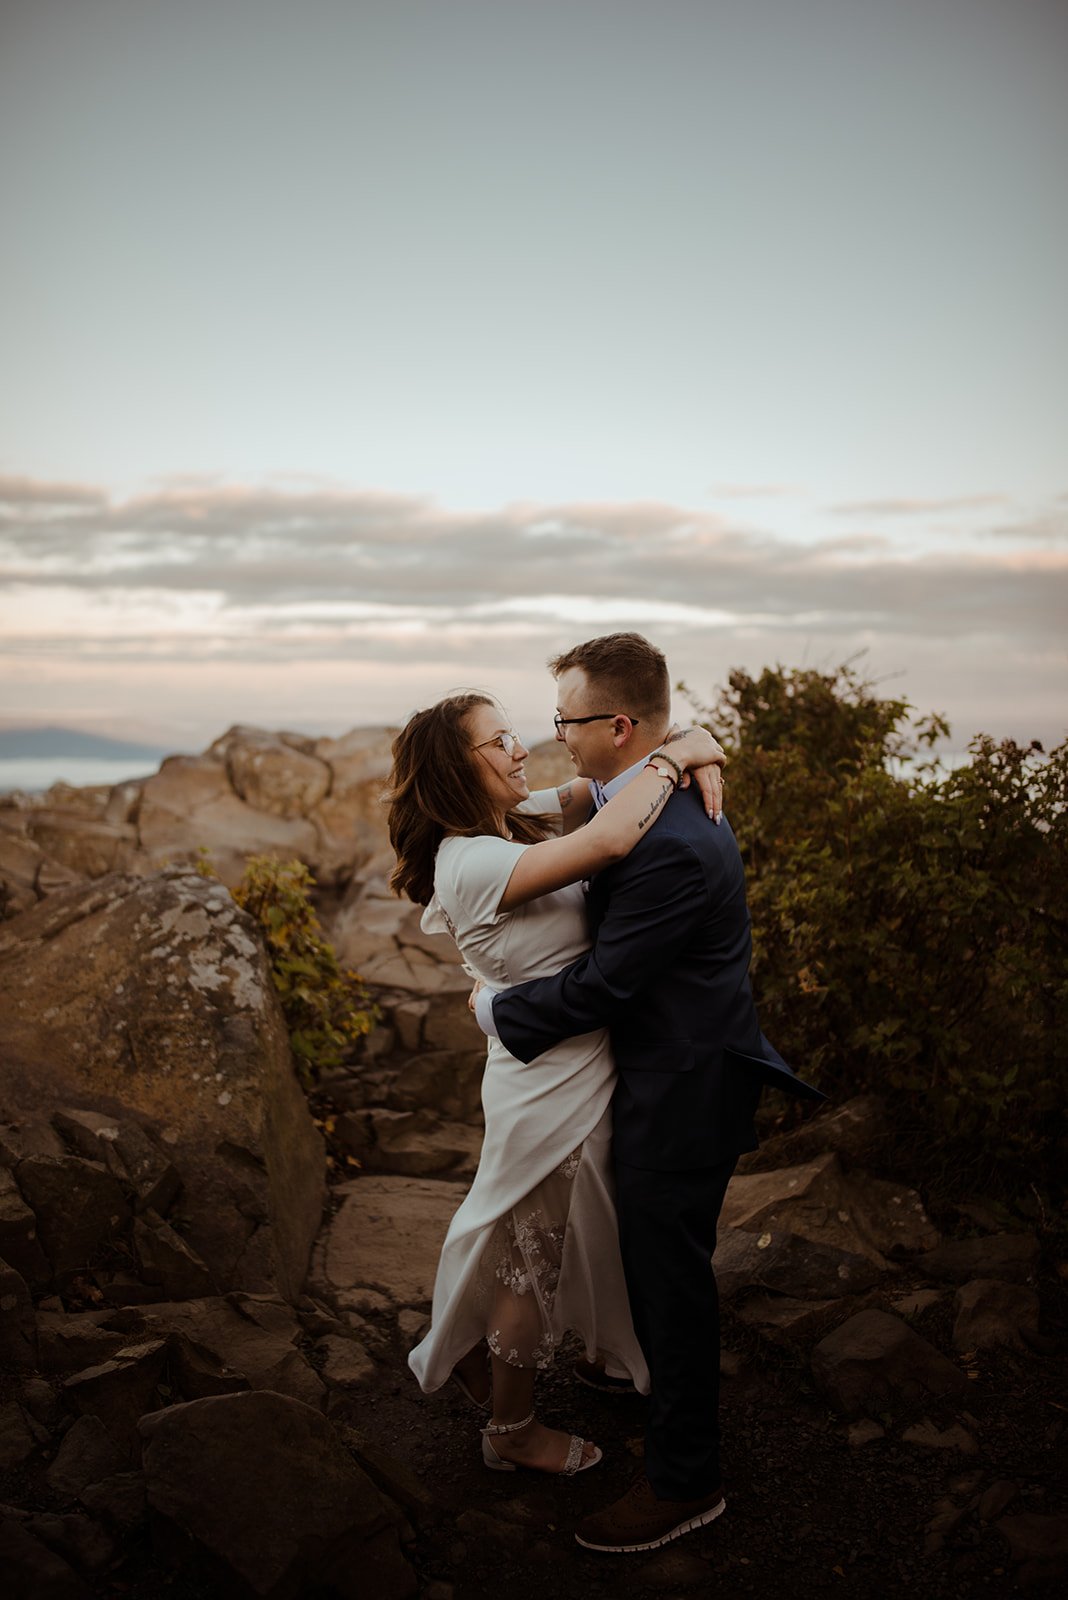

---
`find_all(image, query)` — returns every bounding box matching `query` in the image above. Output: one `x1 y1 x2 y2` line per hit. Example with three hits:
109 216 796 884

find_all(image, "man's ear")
612 716 636 749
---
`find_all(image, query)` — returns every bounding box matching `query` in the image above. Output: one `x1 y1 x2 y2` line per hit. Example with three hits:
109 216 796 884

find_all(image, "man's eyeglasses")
553 713 640 734
471 730 522 757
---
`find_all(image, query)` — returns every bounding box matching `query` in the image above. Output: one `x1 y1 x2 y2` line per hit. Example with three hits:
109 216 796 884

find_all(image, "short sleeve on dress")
421 834 529 939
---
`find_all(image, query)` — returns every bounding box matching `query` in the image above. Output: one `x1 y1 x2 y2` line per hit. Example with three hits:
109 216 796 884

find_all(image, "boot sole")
574 1496 725 1553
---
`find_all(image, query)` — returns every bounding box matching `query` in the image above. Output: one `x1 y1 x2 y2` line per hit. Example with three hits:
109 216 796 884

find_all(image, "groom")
475 632 823 1554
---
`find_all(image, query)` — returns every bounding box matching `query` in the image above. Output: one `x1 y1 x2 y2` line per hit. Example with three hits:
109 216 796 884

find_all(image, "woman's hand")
467 977 484 1014
662 726 726 823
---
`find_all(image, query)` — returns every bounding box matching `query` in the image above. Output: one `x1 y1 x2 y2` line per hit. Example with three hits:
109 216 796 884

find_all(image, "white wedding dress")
407 789 650 1395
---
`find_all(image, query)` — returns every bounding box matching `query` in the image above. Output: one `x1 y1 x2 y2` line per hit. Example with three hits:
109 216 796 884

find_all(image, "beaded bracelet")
650 748 685 786
645 759 679 788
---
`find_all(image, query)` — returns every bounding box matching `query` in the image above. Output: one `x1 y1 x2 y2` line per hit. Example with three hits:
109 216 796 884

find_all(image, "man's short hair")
548 632 670 722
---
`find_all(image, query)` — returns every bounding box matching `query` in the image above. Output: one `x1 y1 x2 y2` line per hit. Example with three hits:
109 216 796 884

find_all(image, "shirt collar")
592 752 653 809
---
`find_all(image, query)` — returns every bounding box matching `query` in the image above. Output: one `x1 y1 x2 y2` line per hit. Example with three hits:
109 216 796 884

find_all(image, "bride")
386 694 723 1476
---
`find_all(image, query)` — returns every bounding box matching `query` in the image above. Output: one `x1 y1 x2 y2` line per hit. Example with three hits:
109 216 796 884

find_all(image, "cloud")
0 475 108 510
0 474 1064 749
831 494 1009 516
1 477 1064 638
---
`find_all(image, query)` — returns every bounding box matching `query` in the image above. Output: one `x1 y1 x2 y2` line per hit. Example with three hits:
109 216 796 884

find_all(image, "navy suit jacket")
492 784 825 1171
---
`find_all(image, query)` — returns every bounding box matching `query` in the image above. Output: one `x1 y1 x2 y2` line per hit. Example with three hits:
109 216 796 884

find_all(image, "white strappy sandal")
480 1410 603 1476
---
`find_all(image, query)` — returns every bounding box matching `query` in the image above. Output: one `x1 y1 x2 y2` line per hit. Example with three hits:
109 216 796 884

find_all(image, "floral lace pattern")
479 1144 583 1370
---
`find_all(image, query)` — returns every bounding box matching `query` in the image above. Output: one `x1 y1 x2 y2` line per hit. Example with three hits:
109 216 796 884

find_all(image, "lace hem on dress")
477 1144 583 1370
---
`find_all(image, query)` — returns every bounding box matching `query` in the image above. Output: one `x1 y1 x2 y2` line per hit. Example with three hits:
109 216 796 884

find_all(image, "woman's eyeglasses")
471 730 522 757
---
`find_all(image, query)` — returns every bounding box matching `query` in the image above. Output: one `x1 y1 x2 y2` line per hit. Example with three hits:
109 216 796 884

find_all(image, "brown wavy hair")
387 693 552 906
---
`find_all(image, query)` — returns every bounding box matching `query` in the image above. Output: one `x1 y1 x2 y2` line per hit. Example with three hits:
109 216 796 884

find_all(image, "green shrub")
686 662 1067 1200
229 854 378 1087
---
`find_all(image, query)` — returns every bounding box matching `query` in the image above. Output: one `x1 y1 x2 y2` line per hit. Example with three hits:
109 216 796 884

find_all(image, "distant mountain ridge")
0 726 172 761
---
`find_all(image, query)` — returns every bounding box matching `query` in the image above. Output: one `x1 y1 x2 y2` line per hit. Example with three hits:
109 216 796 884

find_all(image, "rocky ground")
1 733 1065 1597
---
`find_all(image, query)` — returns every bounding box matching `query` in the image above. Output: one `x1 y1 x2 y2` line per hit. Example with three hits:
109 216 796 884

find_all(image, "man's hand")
467 977 484 1014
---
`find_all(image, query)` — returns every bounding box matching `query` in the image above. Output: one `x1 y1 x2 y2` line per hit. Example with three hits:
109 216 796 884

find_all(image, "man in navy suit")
475 632 823 1554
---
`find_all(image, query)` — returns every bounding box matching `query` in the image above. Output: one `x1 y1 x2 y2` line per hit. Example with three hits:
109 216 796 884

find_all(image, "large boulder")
137 755 320 887
721 1152 938 1268
0 870 324 1300
215 728 331 820
139 1390 416 1598
102 1293 327 1409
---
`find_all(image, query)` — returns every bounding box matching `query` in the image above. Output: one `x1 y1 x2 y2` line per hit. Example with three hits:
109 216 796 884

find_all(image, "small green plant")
230 854 378 1087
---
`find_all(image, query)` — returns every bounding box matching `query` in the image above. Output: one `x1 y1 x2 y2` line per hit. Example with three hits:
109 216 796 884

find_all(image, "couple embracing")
386 632 821 1554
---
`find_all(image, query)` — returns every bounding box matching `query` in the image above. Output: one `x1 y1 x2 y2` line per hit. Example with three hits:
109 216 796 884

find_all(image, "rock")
0 1516 91 1599
139 1390 417 1599
996 1511 1068 1565
222 731 331 820
132 1211 216 1298
0 1401 37 1469
900 1419 978 1454
735 1094 889 1174
362 947 467 995
22 1511 118 1577
0 829 82 921
339 1287 394 1317
397 1309 430 1344
979 1480 1019 1521
846 1419 885 1448
722 1153 938 1268
0 1165 58 1285
310 1176 461 1307
14 1156 129 1279
18 1377 62 1431
890 1289 944 1317
0 1118 67 1164
315 1333 377 1389
422 990 486 1052
387 1050 487 1126
168 1329 252 1399
36 1311 127 1374
811 1309 967 1417
46 1416 126 1499
137 753 320 886
62 1338 169 1457
340 1426 440 1519
23 810 139 880
76 1471 147 1532
713 1224 880 1302
0 870 325 1299
921 1233 1040 1286
734 1294 846 1341
953 1278 1041 1352
102 1294 325 1410
365 1110 483 1178
391 999 430 1054
0 1257 37 1369
52 1109 180 1214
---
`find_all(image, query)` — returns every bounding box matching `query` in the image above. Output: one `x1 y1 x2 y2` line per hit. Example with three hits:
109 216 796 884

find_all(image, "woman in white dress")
386 693 723 1476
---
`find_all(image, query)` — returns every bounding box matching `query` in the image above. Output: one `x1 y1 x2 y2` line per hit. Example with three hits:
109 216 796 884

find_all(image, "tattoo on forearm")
637 780 672 830
662 728 686 747
559 783 574 810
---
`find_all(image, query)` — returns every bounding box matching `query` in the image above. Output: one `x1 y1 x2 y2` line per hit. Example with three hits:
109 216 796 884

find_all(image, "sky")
1 0 1065 752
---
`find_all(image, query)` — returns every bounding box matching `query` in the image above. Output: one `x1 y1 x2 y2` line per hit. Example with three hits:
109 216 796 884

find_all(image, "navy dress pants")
613 1154 737 1500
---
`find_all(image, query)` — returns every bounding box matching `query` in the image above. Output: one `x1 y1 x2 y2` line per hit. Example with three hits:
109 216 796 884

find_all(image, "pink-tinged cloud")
831 494 1009 516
